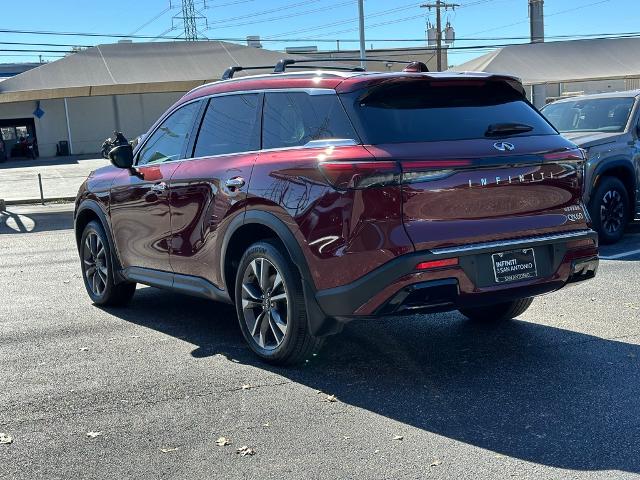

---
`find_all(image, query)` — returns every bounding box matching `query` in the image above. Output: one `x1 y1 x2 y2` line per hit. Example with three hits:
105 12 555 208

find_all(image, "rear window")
262 92 358 149
340 80 556 144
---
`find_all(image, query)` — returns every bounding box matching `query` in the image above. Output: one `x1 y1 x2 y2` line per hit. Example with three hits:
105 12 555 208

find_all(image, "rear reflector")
318 161 400 190
415 258 459 270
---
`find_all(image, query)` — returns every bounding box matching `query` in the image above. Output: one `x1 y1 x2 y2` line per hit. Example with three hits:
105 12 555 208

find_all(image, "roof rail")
221 57 429 80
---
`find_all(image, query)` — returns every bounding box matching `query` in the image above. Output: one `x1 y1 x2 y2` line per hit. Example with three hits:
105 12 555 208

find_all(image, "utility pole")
358 0 366 69
421 1 459 71
529 0 544 43
529 0 545 107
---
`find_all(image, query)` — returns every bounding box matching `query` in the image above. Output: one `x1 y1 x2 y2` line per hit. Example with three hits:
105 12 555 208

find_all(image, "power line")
209 0 355 30
206 0 323 26
1 31 640 52
265 2 426 39
128 6 173 36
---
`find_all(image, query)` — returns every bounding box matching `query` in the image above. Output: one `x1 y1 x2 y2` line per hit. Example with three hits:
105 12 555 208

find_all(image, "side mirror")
109 144 134 169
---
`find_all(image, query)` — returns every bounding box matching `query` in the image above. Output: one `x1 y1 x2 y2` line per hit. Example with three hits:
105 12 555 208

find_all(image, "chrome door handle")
225 177 245 189
150 181 167 192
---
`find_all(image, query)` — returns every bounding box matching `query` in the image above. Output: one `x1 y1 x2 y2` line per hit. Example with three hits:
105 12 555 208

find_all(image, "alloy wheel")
241 257 289 350
83 232 108 297
600 189 624 235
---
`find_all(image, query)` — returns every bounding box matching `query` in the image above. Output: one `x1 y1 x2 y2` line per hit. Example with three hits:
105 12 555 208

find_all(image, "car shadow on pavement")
109 286 640 474
0 208 73 234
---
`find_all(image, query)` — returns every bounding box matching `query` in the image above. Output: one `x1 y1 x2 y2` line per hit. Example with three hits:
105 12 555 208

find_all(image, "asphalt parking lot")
1 204 640 479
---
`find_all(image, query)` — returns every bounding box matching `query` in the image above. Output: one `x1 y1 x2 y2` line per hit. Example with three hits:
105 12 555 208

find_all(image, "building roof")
451 37 640 85
0 41 304 103
0 62 40 79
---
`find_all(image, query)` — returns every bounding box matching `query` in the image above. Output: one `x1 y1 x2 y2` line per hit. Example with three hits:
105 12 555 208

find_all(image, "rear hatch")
339 76 589 252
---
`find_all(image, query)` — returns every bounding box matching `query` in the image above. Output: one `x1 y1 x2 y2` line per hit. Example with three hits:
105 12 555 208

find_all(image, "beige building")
0 41 304 157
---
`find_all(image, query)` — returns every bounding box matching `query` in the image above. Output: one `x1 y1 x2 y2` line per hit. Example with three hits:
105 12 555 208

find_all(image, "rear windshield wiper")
485 123 534 137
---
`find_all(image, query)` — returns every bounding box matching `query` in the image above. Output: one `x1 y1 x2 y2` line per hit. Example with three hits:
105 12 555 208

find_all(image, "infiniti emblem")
493 141 515 152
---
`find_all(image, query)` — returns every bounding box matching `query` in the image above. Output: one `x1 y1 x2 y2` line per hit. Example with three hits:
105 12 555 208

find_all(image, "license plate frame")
491 248 538 284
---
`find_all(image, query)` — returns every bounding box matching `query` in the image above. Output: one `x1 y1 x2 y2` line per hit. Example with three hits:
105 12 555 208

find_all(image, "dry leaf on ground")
393 435 404 441
430 459 442 467
216 437 231 446
323 394 337 403
79 347 89 352
0 433 13 445
159 447 179 453
241 384 252 390
86 431 102 438
236 446 255 456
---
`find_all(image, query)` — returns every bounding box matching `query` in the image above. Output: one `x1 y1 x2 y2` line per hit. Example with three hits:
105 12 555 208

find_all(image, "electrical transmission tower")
181 0 198 41
171 0 208 41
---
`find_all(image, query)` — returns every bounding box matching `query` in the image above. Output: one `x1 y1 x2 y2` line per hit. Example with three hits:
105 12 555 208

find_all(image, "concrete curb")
4 196 76 206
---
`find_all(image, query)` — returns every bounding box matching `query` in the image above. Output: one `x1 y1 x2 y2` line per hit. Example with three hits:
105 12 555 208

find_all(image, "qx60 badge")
493 141 515 152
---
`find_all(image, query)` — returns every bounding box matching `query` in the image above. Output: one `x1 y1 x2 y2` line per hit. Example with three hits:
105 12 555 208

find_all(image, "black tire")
80 220 136 306
234 240 322 365
589 176 629 245
459 297 534 322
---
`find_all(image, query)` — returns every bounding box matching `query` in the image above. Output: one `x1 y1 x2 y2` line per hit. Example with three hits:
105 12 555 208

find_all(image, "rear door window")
194 94 261 157
262 92 358 149
340 80 557 144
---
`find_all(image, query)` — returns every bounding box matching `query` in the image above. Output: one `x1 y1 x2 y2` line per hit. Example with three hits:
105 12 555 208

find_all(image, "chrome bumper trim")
431 230 597 256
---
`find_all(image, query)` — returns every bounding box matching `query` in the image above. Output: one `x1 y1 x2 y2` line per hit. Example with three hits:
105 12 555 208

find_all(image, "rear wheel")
590 176 629 244
80 221 136 306
235 240 322 365
459 297 534 322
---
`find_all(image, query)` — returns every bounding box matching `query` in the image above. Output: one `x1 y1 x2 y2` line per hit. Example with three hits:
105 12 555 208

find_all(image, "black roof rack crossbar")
273 57 427 73
283 64 366 72
222 65 276 80
222 57 429 80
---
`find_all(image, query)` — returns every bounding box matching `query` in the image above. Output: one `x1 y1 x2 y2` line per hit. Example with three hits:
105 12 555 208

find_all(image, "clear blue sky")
1 0 637 66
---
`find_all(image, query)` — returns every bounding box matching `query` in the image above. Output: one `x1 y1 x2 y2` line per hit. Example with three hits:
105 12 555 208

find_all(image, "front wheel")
459 297 534 322
234 240 322 365
80 221 136 306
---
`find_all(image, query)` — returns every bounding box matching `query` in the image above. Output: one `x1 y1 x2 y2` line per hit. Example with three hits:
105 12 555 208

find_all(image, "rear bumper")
313 229 598 321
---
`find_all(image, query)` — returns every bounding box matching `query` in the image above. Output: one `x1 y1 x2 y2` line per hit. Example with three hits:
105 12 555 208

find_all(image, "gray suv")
542 90 640 243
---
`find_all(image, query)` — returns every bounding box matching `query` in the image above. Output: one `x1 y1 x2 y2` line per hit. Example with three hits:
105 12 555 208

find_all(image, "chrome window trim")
430 230 596 256
135 88 338 166
139 139 361 167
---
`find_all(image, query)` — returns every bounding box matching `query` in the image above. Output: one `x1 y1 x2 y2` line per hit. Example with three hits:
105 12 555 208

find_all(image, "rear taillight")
416 258 459 270
401 160 471 184
544 147 586 191
318 161 400 190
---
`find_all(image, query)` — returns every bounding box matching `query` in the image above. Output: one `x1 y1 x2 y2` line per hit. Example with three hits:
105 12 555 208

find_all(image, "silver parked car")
542 90 640 243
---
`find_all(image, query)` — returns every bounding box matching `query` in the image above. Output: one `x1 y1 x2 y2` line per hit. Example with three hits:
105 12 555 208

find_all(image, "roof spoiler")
221 58 429 80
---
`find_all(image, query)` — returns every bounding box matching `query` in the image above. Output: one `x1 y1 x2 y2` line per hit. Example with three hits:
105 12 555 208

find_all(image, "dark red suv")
75 60 599 364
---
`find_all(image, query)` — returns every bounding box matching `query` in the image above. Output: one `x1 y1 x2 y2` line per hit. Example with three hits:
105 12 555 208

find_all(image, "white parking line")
600 248 640 260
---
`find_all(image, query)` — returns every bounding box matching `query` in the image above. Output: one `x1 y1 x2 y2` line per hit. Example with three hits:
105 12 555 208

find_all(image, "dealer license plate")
491 248 538 283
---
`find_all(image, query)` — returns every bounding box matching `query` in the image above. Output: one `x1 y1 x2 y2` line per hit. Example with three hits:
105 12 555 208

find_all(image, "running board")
122 267 231 304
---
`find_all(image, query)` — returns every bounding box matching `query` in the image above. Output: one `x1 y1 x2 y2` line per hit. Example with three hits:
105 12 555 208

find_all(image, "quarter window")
138 101 200 165
194 94 260 157
262 92 358 149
